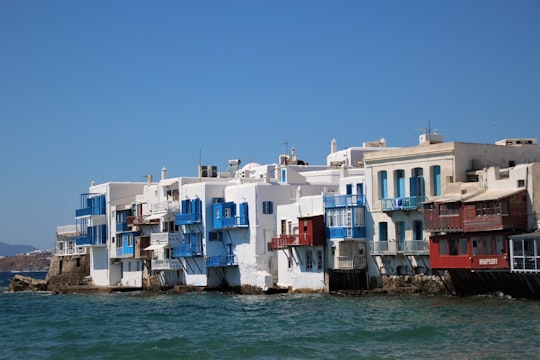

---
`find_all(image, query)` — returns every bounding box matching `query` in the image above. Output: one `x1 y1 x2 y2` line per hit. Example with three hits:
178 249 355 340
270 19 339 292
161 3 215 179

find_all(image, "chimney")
161 167 167 180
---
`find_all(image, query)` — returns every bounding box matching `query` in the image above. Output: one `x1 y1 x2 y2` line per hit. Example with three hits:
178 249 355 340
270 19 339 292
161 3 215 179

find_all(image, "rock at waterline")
8 274 47 292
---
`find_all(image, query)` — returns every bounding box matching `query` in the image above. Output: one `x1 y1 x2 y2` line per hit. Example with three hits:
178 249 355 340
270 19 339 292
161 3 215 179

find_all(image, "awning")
464 188 525 202
144 244 167 251
145 213 165 220
424 193 466 204
160 178 178 187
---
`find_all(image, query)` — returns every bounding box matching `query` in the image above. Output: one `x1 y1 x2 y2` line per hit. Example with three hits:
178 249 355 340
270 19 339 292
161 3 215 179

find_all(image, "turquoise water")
1 273 539 359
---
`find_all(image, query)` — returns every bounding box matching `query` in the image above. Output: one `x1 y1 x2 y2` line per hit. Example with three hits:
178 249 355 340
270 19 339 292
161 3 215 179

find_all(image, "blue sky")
1 0 539 249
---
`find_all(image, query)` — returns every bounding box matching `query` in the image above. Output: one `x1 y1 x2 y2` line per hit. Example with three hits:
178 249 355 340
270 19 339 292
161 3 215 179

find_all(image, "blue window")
346 184 352 195
356 183 364 197
410 168 425 197
263 201 273 214
281 169 287 183
395 170 405 198
378 171 388 199
432 165 441 196
379 222 388 241
413 220 423 240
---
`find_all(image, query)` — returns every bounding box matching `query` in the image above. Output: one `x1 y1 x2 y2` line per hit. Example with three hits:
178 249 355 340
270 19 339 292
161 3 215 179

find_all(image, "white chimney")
161 167 167 180
331 139 337 153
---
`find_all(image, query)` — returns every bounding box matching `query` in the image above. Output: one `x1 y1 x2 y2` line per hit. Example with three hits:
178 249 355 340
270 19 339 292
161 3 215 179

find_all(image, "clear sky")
1 0 539 249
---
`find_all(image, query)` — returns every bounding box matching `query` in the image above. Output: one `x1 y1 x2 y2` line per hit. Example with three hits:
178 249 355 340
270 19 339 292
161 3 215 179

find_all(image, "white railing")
151 259 181 270
398 240 429 254
55 246 87 256
151 201 180 214
150 232 180 245
370 241 389 254
56 225 78 236
336 256 366 269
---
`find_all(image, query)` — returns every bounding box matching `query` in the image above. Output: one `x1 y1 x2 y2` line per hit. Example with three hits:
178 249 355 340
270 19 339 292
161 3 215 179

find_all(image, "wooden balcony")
271 233 323 250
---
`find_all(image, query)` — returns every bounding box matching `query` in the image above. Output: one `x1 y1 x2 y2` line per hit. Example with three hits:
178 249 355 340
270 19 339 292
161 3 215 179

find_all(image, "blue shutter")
433 166 441 196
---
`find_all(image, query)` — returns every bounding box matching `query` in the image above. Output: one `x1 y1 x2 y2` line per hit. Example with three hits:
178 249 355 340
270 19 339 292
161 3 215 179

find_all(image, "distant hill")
0 242 38 256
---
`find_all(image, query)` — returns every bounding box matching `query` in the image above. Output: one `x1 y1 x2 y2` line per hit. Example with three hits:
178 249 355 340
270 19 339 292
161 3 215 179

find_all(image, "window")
413 220 423 240
306 251 313 270
288 249 293 269
518 179 525 188
378 171 388 199
449 239 459 255
209 231 222 241
476 200 508 216
439 202 459 216
431 165 441 196
379 222 388 241
356 183 364 197
128 261 132 272
166 189 179 201
346 184 352 195
263 201 273 214
281 169 287 183
395 221 405 241
410 168 425 198
439 239 448 255
317 250 323 270
460 238 468 255
394 170 405 198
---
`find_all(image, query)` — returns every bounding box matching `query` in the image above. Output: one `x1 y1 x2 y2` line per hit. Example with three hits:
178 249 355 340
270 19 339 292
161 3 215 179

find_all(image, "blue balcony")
75 236 92 246
222 216 249 228
75 235 106 246
172 244 203 257
175 213 202 225
75 224 107 246
324 194 365 208
327 227 366 239
213 202 249 230
116 246 134 257
116 223 129 232
76 194 106 218
176 198 202 225
206 255 237 267
382 196 426 211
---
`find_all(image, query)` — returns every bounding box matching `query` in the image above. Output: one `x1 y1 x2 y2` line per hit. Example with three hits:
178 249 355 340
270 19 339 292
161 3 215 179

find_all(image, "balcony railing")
206 255 237 267
55 246 87 256
327 227 366 239
324 194 365 208
222 216 249 228
369 241 389 254
151 259 182 271
336 256 367 269
172 244 203 257
175 213 202 225
127 215 160 226
76 194 106 217
397 239 429 254
75 236 106 246
151 201 180 214
150 232 180 245
116 223 129 232
271 233 321 249
382 196 426 211
116 246 134 258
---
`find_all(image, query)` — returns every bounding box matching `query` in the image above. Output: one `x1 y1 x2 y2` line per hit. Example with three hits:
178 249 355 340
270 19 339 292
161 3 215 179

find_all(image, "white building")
75 182 146 287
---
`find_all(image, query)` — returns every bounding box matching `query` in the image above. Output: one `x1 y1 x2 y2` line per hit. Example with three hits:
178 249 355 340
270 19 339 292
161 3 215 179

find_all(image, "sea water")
0 272 539 360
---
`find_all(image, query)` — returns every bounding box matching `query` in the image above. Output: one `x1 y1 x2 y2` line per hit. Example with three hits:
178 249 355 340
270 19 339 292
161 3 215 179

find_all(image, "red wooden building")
271 215 326 250
425 189 528 270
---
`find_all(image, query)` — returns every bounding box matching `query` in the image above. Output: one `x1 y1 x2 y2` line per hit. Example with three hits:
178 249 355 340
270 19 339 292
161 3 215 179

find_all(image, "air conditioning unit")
210 165 218 177
199 165 208 177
